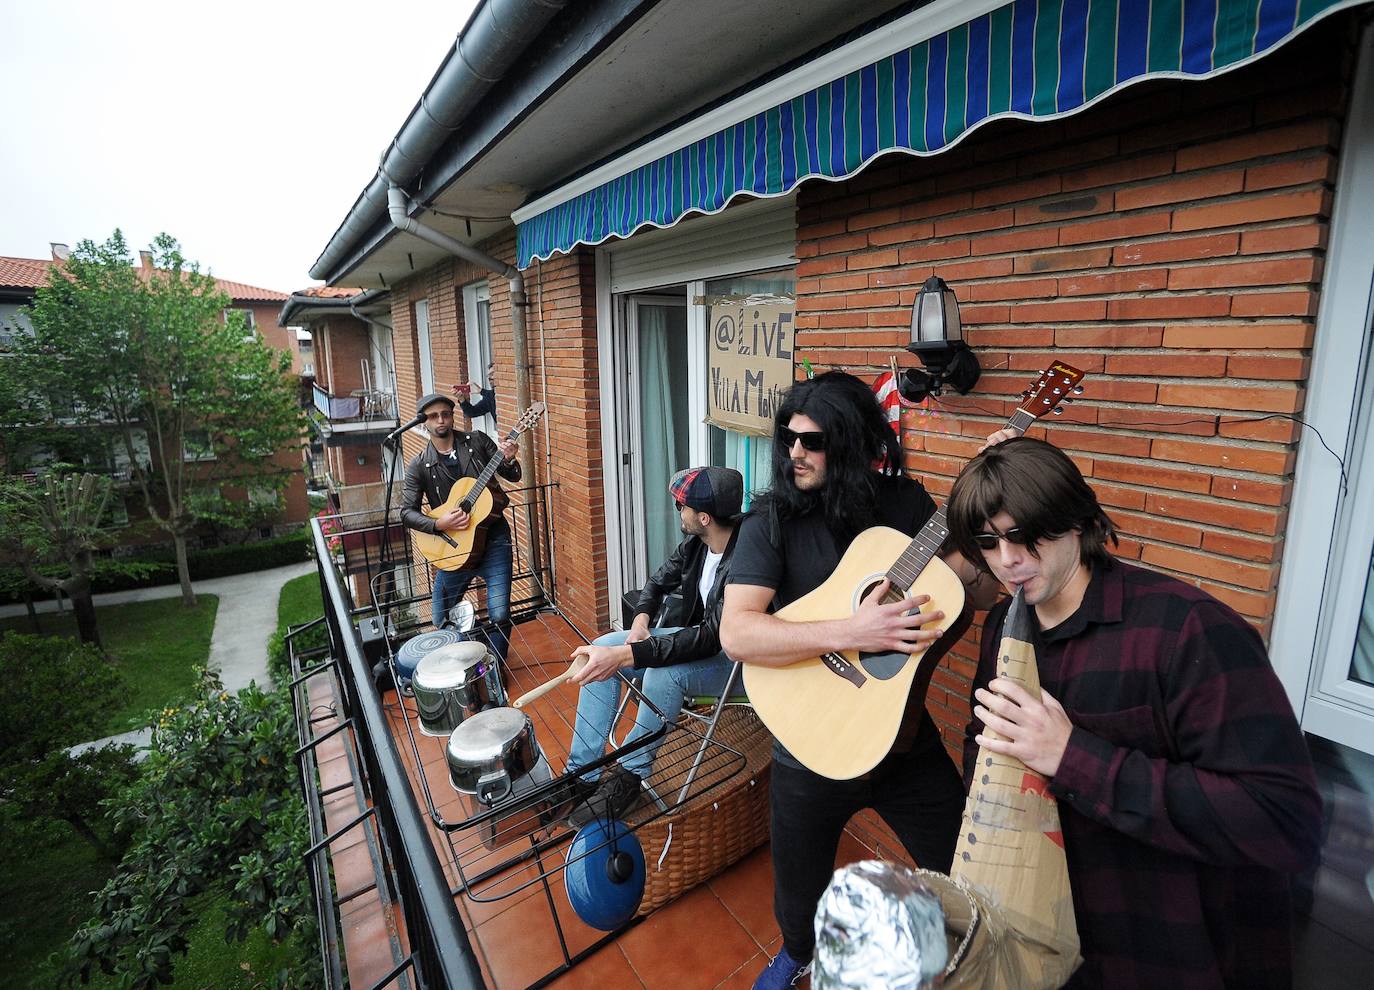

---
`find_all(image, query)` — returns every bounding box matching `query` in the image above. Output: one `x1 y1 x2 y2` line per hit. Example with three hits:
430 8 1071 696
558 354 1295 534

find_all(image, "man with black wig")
721 371 997 990
946 436 1321 988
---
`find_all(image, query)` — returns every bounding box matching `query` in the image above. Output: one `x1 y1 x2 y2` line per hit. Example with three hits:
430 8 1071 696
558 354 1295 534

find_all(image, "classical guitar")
742 361 1085 780
412 401 546 572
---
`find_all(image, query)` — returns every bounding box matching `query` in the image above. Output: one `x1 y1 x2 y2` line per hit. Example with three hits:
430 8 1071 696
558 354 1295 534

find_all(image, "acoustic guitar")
742 361 1085 780
412 401 546 572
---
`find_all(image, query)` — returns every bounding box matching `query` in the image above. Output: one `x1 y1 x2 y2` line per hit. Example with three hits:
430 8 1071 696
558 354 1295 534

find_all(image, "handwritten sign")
705 295 795 438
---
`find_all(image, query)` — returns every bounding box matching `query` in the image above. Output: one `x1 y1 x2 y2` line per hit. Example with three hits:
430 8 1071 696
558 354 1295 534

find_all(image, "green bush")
0 529 310 601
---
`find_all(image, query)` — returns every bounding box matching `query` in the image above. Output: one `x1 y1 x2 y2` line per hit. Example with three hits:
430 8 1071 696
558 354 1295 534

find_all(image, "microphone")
383 414 425 447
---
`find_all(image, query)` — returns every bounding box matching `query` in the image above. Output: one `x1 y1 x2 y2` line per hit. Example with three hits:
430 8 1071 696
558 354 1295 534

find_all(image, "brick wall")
390 237 608 632
788 19 1353 858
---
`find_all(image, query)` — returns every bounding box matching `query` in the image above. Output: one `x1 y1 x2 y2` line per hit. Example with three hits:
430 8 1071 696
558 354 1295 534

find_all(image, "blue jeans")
565 628 735 780
430 519 513 661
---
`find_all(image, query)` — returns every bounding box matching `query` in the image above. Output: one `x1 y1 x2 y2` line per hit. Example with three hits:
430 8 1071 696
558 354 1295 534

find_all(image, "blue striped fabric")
517 0 1359 267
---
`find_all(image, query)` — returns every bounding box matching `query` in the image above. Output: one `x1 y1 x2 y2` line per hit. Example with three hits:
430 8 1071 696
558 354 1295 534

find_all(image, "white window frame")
461 281 494 434
414 298 434 395
1269 23 1374 755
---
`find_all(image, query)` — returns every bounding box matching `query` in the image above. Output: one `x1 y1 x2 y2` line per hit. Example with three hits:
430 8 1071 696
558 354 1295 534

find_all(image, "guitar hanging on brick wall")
412 401 545 572
743 361 1085 780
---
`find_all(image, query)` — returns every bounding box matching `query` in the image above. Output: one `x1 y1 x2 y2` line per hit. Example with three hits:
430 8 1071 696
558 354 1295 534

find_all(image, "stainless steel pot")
445 707 543 804
412 642 499 737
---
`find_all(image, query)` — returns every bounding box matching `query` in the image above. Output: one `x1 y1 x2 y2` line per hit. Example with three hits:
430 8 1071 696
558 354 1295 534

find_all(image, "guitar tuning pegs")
1073 385 1085 394
1052 407 1064 415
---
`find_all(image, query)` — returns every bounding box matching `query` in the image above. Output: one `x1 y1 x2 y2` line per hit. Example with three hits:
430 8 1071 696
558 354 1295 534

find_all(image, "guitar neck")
884 406 1037 587
458 428 521 512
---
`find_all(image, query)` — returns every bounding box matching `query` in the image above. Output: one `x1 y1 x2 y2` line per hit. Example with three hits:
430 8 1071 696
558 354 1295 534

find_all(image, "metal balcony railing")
312 382 398 424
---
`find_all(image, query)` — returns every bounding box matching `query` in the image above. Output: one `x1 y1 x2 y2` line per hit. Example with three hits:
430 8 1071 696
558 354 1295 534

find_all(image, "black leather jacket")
628 526 739 670
399 434 521 534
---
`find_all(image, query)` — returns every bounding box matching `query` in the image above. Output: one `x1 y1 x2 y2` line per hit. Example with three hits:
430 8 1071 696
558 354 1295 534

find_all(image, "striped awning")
515 0 1362 268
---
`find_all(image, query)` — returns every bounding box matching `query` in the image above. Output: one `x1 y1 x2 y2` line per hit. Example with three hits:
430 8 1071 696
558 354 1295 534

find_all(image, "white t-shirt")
698 549 724 607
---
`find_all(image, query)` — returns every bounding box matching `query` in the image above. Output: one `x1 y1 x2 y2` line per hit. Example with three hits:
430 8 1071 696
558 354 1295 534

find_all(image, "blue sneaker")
753 946 811 989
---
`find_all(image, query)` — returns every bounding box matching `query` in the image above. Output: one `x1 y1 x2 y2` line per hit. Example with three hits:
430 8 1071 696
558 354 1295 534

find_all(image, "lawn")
0 596 218 735
278 571 324 629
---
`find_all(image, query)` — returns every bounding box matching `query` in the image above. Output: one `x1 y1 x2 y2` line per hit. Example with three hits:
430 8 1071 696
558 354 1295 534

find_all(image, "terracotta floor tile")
472 886 576 990
340 899 401 990
544 943 645 989
618 885 758 990
708 844 778 948
713 950 768 990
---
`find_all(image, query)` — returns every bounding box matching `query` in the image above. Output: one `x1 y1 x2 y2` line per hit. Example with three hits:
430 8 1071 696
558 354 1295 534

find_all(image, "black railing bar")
285 615 328 640
295 718 354 758
319 780 354 798
335 880 380 908
291 657 339 688
532 839 573 969
362 953 416 990
305 806 376 860
311 518 485 990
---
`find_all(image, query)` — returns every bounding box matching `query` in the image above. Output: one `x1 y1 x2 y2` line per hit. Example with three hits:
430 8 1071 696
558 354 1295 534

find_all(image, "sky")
1 0 480 294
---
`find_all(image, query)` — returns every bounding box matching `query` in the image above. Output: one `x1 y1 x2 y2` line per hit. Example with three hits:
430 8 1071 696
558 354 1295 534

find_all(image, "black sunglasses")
778 427 826 452
972 527 1031 551
674 499 687 511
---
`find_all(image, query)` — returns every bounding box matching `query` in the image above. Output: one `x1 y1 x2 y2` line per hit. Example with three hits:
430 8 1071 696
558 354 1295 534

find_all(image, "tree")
0 472 114 647
2 231 305 605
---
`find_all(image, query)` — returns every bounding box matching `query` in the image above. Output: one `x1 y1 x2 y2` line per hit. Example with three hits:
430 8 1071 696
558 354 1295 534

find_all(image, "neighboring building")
307 0 1374 976
1 243 311 537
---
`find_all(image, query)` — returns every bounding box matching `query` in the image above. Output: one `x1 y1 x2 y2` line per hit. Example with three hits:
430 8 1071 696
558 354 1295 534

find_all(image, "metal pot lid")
396 629 464 667
446 707 532 763
413 642 491 690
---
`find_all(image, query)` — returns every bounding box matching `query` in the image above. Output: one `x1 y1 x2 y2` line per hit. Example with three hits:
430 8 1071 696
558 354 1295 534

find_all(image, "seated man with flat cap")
400 391 521 659
564 466 744 825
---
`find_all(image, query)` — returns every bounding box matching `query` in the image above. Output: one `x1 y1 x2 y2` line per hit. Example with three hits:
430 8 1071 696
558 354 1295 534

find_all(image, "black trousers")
769 714 964 962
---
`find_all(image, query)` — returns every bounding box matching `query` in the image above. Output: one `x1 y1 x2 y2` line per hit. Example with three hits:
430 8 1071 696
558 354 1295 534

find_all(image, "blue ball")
564 819 646 931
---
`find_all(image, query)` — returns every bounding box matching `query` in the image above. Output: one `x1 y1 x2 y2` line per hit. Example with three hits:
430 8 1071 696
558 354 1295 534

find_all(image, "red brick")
959 304 1011 324
1019 135 1120 175
1096 407 1218 437
1199 582 1273 620
1009 299 1107 323
1054 325 1164 347
900 191 975 220
1217 417 1301 444
1013 246 1112 274
1172 188 1330 232
1230 291 1318 317
1014 193 1112 226
1139 545 1275 592
1003 349 1105 374
971 174 1062 208
1167 257 1320 290
1245 155 1337 191
1150 437 1294 474
1107 295 1231 320
1201 530 1279 563
797 256 848 277
1226 354 1309 380
1116 169 1246 210
898 240 970 264
847 248 900 270
1174 119 1339 171
867 220 937 246
1077 379 1159 403
1059 213 1171 246
866 309 912 327
871 266 935 287
1159 382 1302 414
965 278 1058 302
1093 480 1148 511
970 228 1059 256
963 327 1056 348
1054 429 1153 457
1210 475 1290 506
938 258 1017 281
798 218 848 239
1091 457 1213 494
1062 151 1176 192
1113 233 1239 266
1104 353 1228 377
848 207 904 232
1058 269 1169 296
1145 493 1283 536
1161 323 1313 349
817 311 868 328
816 231 870 254
934 208 1014 236
1113 509 1204 547
1238 224 1327 255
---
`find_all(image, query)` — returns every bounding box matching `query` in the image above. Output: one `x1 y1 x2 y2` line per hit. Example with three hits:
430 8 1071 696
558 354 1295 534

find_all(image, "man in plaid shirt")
946 437 1321 989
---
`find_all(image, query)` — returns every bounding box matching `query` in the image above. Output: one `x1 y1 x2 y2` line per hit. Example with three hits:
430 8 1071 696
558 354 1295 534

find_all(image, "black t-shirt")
728 474 941 768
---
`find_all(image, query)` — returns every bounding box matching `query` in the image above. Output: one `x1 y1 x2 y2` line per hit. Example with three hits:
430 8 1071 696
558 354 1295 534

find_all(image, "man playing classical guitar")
947 437 1321 989
400 391 520 659
720 372 998 990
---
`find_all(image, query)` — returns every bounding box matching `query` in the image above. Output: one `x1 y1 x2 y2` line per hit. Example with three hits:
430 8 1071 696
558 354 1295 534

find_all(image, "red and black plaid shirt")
964 560 1322 989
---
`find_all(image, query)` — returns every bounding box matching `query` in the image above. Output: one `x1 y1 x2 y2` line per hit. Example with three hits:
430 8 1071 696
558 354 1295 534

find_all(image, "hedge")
1 530 312 603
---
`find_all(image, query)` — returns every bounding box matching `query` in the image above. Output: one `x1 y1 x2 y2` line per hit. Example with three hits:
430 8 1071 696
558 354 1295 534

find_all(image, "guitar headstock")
1017 362 1086 421
511 401 547 435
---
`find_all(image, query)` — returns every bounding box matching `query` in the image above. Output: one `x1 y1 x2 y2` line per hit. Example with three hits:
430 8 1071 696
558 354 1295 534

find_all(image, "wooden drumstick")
512 655 588 708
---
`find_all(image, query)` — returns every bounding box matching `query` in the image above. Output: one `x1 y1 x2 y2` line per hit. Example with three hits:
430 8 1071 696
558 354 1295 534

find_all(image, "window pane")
1352 549 1374 688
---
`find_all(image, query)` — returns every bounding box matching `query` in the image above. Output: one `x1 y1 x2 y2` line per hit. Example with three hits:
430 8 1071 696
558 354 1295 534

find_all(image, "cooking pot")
446 706 544 804
393 628 465 691
412 642 500 736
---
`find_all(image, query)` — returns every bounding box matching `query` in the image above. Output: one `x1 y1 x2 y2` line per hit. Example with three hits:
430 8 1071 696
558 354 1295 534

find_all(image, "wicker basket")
626 706 773 916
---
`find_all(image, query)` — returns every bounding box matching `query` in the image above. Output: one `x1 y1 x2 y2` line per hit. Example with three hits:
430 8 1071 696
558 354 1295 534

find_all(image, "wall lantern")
900 275 981 402
356 454 368 466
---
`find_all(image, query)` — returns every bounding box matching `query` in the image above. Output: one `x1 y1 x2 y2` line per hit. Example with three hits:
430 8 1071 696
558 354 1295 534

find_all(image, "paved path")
26 560 320 757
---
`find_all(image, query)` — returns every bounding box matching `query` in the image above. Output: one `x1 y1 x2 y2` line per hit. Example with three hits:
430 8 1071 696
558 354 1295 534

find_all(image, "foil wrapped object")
814 860 948 990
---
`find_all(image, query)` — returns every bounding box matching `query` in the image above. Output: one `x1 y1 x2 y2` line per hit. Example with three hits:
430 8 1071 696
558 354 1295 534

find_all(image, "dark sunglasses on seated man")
972 527 1032 551
777 427 826 452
